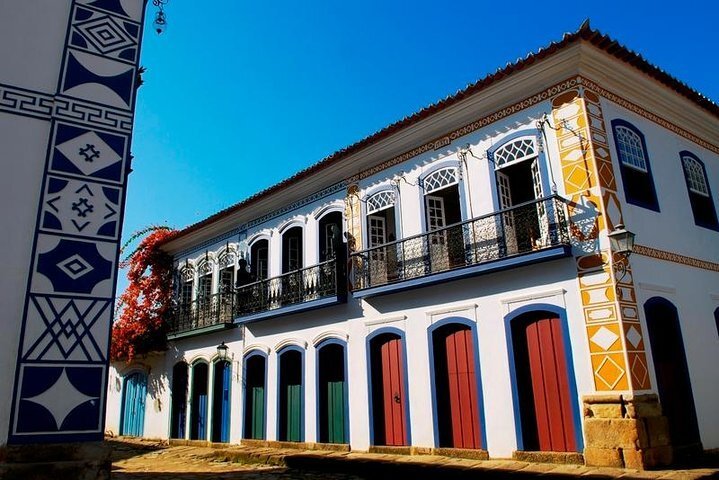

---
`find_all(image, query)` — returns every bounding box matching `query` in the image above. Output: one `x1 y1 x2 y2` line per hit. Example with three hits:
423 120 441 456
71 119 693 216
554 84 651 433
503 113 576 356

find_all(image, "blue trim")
211 359 232 443
365 327 412 446
189 360 209 441
167 322 236 340
503 304 583 452
426 317 487 449
276 345 306 442
353 245 571 298
169 361 189 439
610 119 660 212
315 337 350 444
678 150 719 231
241 349 268 440
234 295 345 324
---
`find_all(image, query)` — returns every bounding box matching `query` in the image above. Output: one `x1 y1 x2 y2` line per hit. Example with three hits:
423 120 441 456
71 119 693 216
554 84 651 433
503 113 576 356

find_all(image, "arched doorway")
190 361 208 440
510 310 578 452
278 348 303 442
170 362 188 439
243 352 266 439
211 360 231 442
317 341 348 444
430 322 482 449
120 371 146 437
368 331 408 446
644 298 702 452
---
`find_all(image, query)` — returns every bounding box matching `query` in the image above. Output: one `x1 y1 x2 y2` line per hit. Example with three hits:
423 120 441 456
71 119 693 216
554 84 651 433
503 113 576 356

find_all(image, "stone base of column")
583 394 672 470
0 441 110 480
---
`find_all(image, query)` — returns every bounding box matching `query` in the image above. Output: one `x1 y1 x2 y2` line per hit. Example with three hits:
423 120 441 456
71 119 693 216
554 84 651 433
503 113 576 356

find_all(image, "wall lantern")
607 223 635 281
217 341 229 362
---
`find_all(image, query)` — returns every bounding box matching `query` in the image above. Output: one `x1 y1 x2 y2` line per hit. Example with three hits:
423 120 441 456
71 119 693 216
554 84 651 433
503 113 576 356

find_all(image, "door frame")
276 345 305 442
169 361 188 439
488 131 552 213
504 304 583 452
242 349 268 440
120 370 147 437
211 359 232 443
427 317 487 449
365 327 412 446
315 337 350 444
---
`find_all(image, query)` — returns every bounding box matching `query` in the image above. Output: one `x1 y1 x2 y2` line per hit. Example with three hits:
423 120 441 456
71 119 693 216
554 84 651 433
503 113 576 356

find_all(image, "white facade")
107 27 719 467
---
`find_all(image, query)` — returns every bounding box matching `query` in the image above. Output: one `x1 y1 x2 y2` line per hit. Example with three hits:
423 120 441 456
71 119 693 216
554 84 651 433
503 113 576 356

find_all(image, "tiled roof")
159 22 719 247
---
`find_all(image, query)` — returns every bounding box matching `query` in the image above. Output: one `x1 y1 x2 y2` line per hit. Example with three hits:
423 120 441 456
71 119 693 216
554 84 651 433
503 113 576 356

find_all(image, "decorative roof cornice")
160 22 718 250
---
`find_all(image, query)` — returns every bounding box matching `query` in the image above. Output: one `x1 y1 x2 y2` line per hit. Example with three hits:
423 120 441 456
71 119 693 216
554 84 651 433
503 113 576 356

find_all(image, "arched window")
196 260 212 301
179 265 194 306
611 120 659 211
492 137 537 168
366 190 395 215
423 167 458 194
680 151 718 230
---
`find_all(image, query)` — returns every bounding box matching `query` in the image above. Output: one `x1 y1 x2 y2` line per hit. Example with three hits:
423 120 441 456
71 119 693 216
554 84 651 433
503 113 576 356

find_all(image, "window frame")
679 150 718 230
610 119 660 212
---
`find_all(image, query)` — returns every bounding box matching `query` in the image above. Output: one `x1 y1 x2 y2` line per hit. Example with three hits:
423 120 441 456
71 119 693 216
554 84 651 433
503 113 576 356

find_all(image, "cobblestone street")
109 438 719 480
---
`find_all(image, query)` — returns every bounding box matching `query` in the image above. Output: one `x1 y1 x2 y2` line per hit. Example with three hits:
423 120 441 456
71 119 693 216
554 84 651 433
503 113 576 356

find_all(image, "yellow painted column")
551 87 651 393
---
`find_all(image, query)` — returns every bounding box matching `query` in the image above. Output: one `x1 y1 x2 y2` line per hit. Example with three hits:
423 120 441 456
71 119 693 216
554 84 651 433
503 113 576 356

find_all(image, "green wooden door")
327 381 346 443
286 384 302 441
251 386 264 439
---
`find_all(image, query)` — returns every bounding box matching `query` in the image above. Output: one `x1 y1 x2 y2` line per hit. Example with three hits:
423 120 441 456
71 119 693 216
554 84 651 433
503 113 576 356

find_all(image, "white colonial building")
106 24 719 470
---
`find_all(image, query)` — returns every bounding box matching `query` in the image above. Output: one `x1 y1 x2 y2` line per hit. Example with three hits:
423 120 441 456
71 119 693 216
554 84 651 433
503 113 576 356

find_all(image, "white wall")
0 0 72 445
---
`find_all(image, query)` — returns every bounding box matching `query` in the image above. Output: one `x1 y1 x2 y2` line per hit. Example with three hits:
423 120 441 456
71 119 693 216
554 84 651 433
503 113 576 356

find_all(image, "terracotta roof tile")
159 22 718 247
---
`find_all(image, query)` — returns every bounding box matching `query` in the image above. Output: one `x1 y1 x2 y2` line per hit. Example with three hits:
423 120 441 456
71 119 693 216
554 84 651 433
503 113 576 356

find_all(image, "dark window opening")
611 120 659 211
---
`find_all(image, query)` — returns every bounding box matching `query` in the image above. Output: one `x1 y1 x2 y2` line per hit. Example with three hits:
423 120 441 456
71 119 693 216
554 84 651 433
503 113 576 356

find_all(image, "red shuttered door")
516 315 576 452
445 327 481 449
380 337 407 446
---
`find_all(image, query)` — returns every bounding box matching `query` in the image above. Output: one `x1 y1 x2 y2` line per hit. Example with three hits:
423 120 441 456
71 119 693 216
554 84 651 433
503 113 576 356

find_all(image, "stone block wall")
583 394 672 469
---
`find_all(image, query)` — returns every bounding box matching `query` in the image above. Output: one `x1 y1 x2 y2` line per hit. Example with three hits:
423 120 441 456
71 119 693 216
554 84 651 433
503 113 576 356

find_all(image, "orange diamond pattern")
552 88 651 392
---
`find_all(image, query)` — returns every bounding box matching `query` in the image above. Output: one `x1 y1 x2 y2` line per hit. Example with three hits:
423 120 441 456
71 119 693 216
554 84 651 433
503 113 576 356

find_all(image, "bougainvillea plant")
111 225 176 362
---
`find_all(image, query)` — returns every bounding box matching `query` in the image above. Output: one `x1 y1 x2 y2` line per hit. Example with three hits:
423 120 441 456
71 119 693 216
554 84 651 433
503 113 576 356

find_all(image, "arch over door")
211 360 231 443
121 372 146 437
511 311 578 452
644 298 702 452
431 323 482 449
170 362 188 439
243 353 266 440
190 362 208 440
369 332 408 446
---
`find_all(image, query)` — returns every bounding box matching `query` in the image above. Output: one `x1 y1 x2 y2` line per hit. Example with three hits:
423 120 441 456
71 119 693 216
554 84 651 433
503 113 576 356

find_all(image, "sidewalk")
110 437 719 479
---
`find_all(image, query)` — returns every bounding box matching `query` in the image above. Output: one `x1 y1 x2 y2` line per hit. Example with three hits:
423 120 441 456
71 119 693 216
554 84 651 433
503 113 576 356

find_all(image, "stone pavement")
109 438 719 480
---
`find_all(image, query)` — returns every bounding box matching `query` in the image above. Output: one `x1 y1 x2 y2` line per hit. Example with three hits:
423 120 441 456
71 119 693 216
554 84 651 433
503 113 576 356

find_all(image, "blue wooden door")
212 361 231 443
121 372 146 437
191 363 209 440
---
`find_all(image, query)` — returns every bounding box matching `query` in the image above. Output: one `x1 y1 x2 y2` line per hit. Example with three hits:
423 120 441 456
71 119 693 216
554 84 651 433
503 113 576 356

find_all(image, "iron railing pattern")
234 259 339 316
170 291 236 334
170 259 341 334
351 196 570 291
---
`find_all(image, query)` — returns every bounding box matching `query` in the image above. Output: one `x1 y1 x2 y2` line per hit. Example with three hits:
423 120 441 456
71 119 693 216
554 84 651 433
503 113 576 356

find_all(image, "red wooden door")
380 337 407 446
445 328 481 449
516 315 576 452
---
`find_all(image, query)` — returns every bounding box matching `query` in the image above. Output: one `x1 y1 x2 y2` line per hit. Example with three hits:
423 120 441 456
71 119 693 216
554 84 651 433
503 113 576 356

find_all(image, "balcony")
168 291 237 339
234 257 347 324
350 196 573 297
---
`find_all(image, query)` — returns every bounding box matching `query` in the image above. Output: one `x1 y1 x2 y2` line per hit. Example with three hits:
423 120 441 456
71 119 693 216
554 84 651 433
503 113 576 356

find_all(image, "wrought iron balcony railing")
234 258 341 318
170 291 236 335
350 195 571 291
170 258 345 334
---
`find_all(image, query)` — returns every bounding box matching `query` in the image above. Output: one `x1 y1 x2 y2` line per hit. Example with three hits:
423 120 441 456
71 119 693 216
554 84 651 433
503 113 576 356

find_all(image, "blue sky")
119 0 719 293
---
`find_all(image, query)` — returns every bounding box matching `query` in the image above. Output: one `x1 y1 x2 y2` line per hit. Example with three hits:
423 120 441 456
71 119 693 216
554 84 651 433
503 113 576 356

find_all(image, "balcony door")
366 190 397 286
423 167 462 272
492 136 545 254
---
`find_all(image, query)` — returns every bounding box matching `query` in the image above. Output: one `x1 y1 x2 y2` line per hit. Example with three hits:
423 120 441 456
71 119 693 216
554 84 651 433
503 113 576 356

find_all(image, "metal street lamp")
217 341 229 362
608 223 635 282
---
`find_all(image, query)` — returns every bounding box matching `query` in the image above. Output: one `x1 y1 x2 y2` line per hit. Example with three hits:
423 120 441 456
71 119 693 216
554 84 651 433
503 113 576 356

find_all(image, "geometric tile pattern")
8 0 145 444
551 88 652 392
